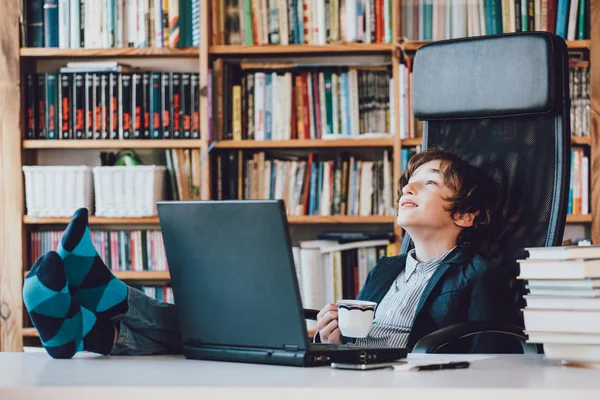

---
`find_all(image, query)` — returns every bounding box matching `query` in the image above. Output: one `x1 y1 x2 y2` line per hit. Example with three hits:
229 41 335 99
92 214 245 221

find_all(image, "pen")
413 361 470 371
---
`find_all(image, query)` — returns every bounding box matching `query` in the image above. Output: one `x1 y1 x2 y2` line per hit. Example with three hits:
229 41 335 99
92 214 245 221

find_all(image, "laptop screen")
157 200 309 351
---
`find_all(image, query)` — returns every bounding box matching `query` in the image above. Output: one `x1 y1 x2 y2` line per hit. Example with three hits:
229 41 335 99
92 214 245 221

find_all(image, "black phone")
331 362 395 370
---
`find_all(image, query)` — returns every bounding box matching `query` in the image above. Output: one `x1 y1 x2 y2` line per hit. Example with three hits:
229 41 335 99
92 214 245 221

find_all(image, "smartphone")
331 362 395 370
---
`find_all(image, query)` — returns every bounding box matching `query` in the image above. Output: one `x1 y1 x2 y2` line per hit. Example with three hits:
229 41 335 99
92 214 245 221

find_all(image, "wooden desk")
0 353 598 399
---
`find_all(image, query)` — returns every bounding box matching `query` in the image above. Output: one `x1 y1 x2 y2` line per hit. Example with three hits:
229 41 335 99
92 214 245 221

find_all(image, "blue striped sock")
23 252 115 358
57 208 128 319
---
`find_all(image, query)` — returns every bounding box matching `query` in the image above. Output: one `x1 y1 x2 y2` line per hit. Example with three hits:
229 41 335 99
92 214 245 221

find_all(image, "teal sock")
23 252 115 358
57 208 129 319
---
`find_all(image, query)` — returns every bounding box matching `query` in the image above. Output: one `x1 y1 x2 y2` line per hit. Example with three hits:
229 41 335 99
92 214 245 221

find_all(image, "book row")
29 230 169 272
400 0 590 41
213 150 394 217
24 72 201 140
24 0 200 48
220 0 393 46
292 238 395 310
213 62 393 141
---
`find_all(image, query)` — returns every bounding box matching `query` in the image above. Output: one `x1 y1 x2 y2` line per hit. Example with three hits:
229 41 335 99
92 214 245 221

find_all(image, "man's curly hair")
398 148 500 256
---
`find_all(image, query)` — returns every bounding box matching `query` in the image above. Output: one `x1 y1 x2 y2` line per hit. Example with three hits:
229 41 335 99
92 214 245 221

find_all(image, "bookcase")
0 0 598 352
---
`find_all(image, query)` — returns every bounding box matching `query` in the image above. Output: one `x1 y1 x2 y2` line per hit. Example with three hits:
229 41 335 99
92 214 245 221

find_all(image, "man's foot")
57 208 128 319
23 252 115 358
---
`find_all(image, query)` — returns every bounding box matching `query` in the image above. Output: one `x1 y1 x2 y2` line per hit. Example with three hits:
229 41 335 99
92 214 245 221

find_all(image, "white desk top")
0 353 598 400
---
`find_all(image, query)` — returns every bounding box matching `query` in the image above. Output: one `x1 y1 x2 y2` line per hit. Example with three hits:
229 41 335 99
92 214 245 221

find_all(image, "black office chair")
306 32 571 354
404 32 571 353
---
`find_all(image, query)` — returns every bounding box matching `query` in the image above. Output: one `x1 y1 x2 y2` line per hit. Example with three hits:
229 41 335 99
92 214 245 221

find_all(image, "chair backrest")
400 33 572 319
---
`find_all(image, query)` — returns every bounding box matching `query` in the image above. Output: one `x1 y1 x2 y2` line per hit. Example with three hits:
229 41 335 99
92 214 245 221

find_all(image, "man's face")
396 160 457 231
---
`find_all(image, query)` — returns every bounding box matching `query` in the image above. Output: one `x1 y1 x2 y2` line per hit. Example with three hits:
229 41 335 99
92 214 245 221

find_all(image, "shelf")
214 138 394 149
22 328 38 337
566 214 593 223
20 47 200 58
210 43 393 55
401 138 422 147
287 216 395 224
24 216 161 225
571 136 591 145
399 40 591 52
114 271 170 280
23 140 204 150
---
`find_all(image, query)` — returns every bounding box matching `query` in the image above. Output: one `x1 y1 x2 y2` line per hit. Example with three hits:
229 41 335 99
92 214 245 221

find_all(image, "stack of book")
519 245 600 364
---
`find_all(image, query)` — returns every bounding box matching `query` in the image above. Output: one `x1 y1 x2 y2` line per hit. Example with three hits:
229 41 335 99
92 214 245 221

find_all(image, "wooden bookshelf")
572 136 592 145
287 216 396 224
23 216 161 225
401 138 423 147
566 214 594 223
23 140 205 150
23 215 394 225
20 47 200 58
22 328 38 338
214 138 394 149
399 40 592 52
23 270 170 281
210 43 393 55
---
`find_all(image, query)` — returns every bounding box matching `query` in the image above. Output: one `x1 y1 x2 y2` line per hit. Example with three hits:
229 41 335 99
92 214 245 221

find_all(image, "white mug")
337 300 377 338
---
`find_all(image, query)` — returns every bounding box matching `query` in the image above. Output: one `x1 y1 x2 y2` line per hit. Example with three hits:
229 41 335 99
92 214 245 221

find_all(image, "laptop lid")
157 200 309 352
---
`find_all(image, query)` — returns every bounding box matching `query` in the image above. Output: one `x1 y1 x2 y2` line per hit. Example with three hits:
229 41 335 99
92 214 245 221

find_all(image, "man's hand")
316 303 342 344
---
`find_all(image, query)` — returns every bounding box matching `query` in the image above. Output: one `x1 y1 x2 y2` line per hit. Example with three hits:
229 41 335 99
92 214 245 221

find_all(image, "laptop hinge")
283 345 299 352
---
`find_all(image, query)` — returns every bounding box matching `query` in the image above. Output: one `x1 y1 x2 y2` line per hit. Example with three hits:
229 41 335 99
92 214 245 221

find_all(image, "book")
517 258 600 279
524 295 600 310
523 309 600 333
525 245 600 260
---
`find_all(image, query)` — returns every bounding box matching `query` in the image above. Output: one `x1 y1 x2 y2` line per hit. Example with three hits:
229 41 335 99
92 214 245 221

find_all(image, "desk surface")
0 353 599 400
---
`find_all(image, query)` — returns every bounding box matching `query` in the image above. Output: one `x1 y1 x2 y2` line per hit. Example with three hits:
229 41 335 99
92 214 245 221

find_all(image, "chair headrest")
412 32 567 120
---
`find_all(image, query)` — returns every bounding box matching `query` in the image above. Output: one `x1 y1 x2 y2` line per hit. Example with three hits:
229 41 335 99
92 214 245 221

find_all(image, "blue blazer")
356 247 518 353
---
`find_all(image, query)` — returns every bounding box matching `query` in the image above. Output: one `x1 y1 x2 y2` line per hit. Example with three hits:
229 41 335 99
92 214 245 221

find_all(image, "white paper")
392 354 496 372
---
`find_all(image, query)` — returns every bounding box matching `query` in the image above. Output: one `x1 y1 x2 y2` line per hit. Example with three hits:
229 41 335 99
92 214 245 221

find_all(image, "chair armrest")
412 322 539 354
303 308 319 320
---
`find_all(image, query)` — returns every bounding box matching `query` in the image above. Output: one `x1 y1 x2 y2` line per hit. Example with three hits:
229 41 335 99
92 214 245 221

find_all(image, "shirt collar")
404 247 457 282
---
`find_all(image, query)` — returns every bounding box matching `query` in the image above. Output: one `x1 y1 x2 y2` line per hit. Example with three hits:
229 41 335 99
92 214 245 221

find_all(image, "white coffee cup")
337 300 377 338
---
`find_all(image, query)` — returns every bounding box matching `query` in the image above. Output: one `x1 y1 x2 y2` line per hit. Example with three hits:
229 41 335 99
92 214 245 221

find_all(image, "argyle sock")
57 208 128 319
23 252 115 358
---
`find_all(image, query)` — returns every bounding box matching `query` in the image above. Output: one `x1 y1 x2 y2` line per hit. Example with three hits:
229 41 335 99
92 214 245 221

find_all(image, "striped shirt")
355 247 456 348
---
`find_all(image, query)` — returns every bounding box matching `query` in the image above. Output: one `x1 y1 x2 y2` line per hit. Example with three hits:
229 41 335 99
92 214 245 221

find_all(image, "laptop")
157 200 408 367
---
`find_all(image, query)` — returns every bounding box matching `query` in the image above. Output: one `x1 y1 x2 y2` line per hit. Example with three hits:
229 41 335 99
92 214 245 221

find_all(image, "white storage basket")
92 165 166 217
22 166 93 217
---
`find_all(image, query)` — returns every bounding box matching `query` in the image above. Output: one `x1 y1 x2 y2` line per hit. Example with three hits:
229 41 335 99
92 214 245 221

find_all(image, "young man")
22 149 513 358
316 149 516 352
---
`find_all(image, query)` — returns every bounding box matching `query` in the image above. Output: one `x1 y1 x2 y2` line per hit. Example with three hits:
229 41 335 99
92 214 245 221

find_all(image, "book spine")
44 0 59 47
45 73 59 139
79 0 85 47
101 73 109 139
73 73 84 139
70 0 80 48
191 73 200 139
93 73 101 139
161 72 171 138
121 74 132 139
142 73 151 139
109 73 119 139
246 73 254 140
58 0 70 48
59 73 71 139
132 73 143 139
151 72 162 139
37 74 47 139
181 73 191 138
25 75 37 139
84 73 93 139
172 73 182 139
27 0 45 47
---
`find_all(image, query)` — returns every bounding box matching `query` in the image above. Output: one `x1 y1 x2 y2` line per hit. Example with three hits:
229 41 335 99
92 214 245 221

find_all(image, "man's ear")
453 211 479 228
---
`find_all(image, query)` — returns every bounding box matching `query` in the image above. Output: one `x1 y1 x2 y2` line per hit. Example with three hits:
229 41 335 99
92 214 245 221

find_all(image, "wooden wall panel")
0 0 23 351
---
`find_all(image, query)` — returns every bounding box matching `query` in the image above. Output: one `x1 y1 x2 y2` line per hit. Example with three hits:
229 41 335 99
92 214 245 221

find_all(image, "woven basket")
92 165 166 217
22 166 93 217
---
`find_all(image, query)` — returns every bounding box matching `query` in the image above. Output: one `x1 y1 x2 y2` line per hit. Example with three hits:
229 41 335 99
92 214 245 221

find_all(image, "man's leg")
56 207 183 355
110 287 183 355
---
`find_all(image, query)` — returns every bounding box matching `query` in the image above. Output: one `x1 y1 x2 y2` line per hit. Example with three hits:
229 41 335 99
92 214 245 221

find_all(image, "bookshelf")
0 0 597 353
